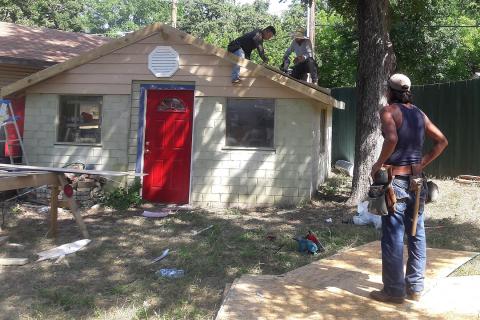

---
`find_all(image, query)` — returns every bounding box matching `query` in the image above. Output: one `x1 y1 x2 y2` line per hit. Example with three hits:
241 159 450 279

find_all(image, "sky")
235 0 293 16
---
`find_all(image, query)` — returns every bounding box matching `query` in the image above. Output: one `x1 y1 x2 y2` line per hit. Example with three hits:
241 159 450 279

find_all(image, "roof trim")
1 23 343 108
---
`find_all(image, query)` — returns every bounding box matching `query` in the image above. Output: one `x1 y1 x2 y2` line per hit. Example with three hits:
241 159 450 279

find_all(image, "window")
58 96 102 144
157 97 186 112
226 98 274 148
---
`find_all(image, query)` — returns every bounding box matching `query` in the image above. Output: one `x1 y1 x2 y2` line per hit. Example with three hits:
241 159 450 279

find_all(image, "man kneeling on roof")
281 28 319 84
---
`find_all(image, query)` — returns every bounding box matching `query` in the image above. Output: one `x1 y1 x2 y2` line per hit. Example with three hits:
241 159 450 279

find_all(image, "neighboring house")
0 23 344 208
0 21 109 160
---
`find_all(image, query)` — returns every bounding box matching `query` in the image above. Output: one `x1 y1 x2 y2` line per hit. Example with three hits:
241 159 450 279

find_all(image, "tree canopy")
1 0 479 86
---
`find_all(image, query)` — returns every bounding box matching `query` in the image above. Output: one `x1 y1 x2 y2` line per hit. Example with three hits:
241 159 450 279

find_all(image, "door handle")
145 141 150 146
145 149 150 153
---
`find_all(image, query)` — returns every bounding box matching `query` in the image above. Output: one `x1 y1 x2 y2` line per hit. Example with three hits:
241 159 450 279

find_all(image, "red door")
143 89 194 203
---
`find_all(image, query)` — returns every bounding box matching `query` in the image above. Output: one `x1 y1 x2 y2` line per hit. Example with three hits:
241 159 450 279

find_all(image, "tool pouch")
368 167 396 216
367 184 389 216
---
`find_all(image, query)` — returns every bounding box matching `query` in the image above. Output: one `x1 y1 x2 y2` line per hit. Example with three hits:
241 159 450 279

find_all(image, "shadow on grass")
1 204 478 319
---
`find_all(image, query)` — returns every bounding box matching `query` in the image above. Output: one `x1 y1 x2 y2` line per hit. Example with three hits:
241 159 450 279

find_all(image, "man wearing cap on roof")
227 26 276 84
281 27 318 84
369 73 448 304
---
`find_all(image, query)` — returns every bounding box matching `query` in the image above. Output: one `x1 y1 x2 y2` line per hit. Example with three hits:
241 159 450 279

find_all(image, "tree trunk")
347 0 396 205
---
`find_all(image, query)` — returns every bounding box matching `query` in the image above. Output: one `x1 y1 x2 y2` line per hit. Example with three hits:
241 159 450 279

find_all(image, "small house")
1 23 344 208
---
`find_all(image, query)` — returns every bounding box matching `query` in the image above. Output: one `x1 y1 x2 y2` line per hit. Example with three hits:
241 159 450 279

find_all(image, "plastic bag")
353 201 382 229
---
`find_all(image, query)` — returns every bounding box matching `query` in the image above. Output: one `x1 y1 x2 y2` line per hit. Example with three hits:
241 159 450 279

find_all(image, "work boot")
369 290 405 304
406 290 422 302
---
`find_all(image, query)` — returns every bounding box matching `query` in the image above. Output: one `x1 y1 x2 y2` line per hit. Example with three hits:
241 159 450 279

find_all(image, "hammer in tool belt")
410 164 423 236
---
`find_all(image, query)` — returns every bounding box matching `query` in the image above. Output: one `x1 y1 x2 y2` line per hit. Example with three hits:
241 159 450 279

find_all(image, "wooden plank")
0 172 59 191
0 163 140 177
0 258 28 266
27 83 132 95
1 23 163 98
91 53 229 66
57 174 89 238
49 184 60 238
263 64 331 95
217 242 479 320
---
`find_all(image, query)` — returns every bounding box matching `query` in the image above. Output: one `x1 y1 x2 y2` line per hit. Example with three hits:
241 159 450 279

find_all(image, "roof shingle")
0 22 110 64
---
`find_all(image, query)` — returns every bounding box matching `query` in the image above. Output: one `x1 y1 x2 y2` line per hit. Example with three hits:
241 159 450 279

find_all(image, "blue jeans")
381 176 428 297
231 48 245 81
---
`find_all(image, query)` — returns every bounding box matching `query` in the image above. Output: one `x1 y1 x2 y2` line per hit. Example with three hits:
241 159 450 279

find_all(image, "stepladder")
0 99 28 165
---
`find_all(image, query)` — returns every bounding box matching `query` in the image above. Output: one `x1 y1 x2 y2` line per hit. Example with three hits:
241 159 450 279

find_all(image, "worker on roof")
227 26 276 84
281 27 319 85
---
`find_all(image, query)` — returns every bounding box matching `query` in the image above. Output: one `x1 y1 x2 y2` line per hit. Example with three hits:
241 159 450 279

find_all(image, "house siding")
23 94 131 171
0 64 42 88
26 32 305 99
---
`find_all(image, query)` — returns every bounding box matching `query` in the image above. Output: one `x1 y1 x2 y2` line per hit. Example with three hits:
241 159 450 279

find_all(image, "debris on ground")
36 239 91 262
142 209 173 218
0 257 28 266
276 209 298 215
325 218 333 223
150 248 169 264
334 160 354 176
155 268 185 278
192 225 214 236
0 236 8 246
5 243 25 249
306 231 325 252
293 237 318 254
353 201 382 229
266 234 276 241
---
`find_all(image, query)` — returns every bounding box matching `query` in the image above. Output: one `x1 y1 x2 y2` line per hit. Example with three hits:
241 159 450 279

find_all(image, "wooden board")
262 64 331 95
0 163 143 177
0 258 28 266
216 241 478 320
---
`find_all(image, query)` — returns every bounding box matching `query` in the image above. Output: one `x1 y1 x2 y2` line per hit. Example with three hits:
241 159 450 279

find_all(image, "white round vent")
148 46 179 77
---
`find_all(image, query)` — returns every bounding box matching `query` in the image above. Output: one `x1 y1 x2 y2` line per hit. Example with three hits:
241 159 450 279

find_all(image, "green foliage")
102 178 143 210
1 0 479 85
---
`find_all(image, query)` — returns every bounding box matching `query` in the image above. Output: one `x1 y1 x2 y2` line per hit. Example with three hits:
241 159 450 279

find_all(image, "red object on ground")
306 232 320 245
63 184 74 198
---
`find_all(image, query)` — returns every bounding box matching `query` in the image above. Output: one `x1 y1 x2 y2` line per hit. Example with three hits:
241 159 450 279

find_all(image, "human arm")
371 107 398 178
421 114 448 169
253 32 268 63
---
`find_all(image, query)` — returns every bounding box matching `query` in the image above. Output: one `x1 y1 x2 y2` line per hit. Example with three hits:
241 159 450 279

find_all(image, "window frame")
55 95 104 146
224 98 276 151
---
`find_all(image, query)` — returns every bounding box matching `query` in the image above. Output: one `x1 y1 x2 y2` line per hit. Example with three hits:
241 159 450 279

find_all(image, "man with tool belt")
369 73 448 304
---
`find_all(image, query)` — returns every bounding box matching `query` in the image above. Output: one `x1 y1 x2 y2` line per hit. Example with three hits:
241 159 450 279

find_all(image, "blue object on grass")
156 268 185 278
295 238 318 254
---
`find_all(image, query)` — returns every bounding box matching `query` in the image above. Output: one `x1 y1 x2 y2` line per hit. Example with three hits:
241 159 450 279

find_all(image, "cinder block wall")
191 97 321 208
23 94 131 171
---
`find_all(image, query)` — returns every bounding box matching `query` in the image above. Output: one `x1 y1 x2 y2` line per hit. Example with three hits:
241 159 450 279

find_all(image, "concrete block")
211 185 230 194
221 194 238 204
256 194 275 205
265 187 283 196
282 188 299 197
203 194 221 202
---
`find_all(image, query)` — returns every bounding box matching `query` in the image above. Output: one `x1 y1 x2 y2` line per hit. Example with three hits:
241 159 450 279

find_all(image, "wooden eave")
0 23 344 109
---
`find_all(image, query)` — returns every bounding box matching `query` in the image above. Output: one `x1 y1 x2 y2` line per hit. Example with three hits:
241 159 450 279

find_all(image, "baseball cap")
388 73 411 92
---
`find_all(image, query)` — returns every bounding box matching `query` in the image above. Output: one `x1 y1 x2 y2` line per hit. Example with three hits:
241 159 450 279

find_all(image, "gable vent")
148 46 179 77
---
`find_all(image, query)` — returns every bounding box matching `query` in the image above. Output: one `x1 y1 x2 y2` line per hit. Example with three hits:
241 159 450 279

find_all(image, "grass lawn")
0 175 479 319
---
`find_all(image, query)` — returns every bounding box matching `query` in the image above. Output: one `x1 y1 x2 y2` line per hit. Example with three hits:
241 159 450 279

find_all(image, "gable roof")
0 22 110 68
0 23 344 108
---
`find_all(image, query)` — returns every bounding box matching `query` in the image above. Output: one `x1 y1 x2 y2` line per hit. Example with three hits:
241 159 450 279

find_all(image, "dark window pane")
58 96 102 144
320 109 327 152
226 98 274 148
157 97 186 112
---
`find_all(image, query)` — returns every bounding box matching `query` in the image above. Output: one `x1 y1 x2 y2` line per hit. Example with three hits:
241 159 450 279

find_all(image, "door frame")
136 82 196 204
